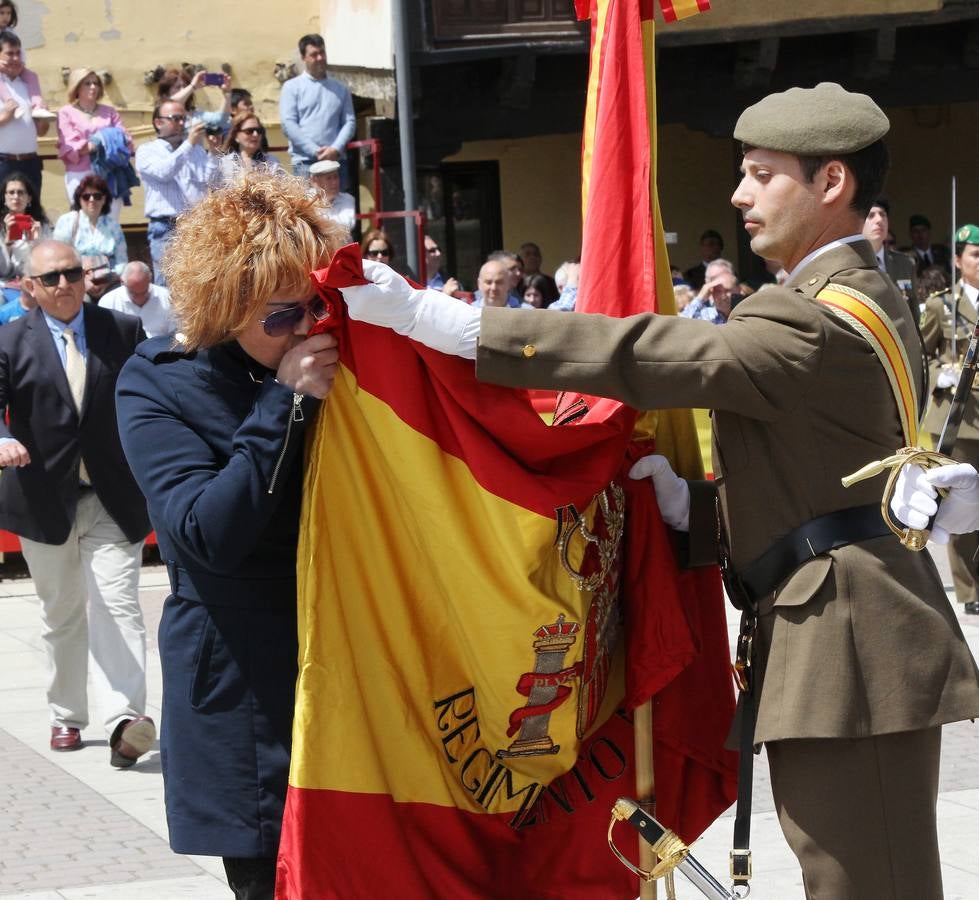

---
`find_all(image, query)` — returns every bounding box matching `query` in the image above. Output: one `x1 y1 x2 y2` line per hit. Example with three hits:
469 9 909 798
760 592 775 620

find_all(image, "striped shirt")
134 138 219 219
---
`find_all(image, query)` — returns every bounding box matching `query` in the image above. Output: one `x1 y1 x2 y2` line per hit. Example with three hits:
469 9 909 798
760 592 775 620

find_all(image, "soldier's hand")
890 461 979 544
0 440 30 468
628 454 690 532
275 332 339 400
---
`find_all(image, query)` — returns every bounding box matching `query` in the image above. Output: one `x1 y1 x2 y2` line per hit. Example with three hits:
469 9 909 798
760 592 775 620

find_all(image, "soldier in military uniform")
920 223 979 615
340 83 979 899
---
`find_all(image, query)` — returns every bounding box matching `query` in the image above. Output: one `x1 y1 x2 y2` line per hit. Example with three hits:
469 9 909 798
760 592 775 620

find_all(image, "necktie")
63 328 90 484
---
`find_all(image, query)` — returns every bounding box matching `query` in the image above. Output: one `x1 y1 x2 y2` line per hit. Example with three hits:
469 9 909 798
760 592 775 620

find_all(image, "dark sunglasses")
32 266 85 287
157 114 187 123
366 248 391 258
80 192 104 201
260 298 330 336
240 126 265 136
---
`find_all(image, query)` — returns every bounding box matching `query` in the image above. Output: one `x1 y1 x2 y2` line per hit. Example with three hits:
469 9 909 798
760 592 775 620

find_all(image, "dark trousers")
0 156 42 195
768 727 943 900
223 856 277 900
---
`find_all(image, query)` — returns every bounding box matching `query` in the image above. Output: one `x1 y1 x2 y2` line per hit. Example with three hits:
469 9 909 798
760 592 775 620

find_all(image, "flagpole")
634 700 657 899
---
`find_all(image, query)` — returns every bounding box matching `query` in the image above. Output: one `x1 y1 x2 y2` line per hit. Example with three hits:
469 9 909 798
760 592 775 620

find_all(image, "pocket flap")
759 555 833 614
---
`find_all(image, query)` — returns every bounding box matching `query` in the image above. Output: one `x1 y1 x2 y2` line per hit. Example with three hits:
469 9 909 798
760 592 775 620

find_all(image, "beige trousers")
20 490 147 737
767 727 943 900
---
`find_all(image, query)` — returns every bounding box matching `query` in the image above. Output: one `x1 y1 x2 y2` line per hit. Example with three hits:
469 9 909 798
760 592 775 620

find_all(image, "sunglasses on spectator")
31 266 85 287
260 298 330 336
366 247 391 258
157 114 187 122
80 192 104 202
240 126 265 136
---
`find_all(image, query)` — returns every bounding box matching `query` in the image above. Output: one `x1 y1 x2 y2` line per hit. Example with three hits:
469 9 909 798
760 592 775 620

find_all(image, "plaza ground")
1 551 978 899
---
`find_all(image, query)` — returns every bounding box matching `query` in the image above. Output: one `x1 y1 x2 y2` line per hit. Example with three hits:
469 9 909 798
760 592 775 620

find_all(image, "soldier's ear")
821 160 850 207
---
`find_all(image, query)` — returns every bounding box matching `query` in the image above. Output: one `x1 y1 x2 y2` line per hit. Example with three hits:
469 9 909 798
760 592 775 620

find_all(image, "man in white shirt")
99 261 177 338
0 30 50 192
134 101 218 287
309 159 355 236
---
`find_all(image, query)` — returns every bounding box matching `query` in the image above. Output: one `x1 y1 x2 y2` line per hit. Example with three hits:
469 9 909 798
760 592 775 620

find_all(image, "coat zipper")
268 393 304 494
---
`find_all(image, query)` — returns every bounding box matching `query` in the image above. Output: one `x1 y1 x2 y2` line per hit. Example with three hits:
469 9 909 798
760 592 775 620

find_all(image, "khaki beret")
734 82 889 156
309 159 340 175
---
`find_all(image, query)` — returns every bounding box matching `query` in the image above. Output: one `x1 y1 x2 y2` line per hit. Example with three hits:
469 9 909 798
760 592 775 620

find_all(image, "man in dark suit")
683 228 724 290
0 240 155 766
908 212 951 275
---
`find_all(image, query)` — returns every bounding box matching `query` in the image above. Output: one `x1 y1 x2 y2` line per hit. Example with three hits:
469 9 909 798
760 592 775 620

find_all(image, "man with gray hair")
0 240 153 766
99 260 177 338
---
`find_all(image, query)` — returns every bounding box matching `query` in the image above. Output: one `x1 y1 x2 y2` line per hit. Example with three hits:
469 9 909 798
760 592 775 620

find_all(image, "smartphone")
7 214 33 242
203 72 225 87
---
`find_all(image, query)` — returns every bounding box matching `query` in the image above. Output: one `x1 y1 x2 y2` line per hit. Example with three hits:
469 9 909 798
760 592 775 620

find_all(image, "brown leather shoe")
109 716 156 769
50 725 82 752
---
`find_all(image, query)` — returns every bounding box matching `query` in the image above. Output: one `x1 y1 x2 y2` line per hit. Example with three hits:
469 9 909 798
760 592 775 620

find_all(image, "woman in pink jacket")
57 68 133 218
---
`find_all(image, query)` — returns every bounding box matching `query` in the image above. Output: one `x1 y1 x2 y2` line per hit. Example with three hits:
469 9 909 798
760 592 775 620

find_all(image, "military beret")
734 82 889 156
956 223 979 245
309 159 340 175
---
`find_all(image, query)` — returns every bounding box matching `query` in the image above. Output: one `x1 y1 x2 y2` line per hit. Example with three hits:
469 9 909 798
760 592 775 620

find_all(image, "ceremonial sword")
608 799 735 900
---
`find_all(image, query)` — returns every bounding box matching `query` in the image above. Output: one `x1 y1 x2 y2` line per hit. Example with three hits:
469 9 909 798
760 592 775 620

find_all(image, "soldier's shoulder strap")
815 282 918 447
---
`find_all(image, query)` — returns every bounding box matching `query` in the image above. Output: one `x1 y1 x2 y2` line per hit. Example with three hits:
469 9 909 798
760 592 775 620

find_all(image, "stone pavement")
0 552 978 899
0 564 227 899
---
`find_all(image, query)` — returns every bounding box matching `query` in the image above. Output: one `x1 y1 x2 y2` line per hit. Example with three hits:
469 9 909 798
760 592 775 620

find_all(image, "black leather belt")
0 152 38 161
737 503 890 603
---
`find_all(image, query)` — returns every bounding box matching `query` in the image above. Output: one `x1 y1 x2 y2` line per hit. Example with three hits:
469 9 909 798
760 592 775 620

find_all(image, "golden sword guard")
608 799 687 898
841 447 956 551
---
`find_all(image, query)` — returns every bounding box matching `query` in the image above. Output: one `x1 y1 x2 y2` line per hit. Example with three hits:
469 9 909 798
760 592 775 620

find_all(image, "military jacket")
476 239 979 743
921 285 979 439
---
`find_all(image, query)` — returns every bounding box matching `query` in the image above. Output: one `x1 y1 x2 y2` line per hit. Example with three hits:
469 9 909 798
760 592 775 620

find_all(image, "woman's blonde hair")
164 168 348 350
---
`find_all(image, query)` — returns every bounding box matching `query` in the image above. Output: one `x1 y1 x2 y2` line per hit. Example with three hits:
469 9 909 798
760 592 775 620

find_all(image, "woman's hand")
28 220 41 241
190 70 206 91
275 332 340 400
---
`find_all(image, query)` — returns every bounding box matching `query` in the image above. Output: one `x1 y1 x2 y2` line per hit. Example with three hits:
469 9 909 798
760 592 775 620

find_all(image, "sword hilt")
841 447 955 551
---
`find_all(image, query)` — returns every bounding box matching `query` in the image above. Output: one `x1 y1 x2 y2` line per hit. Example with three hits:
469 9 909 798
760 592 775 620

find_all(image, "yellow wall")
446 134 584 273
16 0 318 224
443 98 979 281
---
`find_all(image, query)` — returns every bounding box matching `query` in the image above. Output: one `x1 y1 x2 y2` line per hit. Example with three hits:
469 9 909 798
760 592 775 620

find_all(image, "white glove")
890 462 979 545
339 260 478 358
936 366 957 390
628 454 690 532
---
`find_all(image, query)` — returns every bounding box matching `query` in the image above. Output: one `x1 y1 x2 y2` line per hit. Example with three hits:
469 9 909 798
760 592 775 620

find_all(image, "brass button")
522 344 537 358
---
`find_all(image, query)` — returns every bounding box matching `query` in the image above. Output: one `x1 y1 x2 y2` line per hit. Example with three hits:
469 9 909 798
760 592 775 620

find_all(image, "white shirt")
322 192 356 234
0 74 37 154
961 281 979 310
99 283 178 338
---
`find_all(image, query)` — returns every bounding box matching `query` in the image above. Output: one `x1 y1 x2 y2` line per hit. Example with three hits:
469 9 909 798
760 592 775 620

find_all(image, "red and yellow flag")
276 0 730 895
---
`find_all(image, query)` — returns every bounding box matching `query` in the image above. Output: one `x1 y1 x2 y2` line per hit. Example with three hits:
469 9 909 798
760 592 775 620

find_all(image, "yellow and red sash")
817 283 918 446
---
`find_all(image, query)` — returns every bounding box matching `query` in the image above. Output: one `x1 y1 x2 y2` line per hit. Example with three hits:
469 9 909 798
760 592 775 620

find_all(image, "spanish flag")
276 0 732 896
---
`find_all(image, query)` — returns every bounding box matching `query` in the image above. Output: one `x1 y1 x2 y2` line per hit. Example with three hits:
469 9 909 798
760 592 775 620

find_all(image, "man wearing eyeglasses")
134 99 219 287
0 239 155 768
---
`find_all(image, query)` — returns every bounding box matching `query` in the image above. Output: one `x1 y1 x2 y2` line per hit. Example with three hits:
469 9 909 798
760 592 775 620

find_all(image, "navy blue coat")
116 337 320 858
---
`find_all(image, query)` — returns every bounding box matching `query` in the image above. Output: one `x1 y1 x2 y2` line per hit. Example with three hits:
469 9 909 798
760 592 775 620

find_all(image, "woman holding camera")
116 169 344 899
57 68 133 216
52 174 128 274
